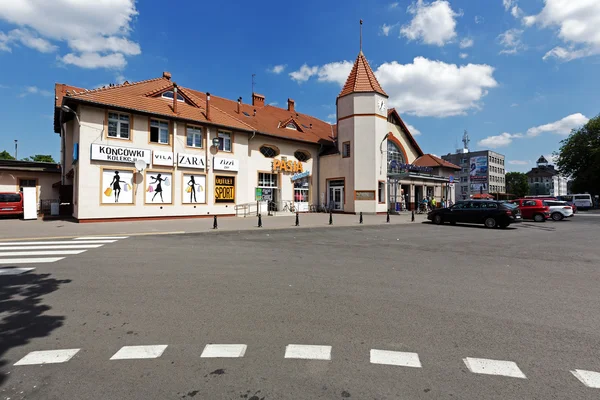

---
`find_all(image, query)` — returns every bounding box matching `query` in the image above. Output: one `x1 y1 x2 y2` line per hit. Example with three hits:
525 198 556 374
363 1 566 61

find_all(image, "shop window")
108 112 130 139
294 177 309 203
259 145 279 158
378 181 385 203
186 126 202 148
218 131 232 152
258 173 278 188
150 119 169 144
294 150 311 162
342 141 351 158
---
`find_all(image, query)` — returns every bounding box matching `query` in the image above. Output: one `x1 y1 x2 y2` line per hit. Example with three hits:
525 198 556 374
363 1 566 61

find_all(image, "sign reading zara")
177 153 206 169
91 144 151 164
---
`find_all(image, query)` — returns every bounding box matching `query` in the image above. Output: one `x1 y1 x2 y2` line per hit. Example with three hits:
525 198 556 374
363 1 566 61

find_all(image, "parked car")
427 200 522 229
510 199 550 222
0 192 23 217
544 200 574 221
556 195 578 213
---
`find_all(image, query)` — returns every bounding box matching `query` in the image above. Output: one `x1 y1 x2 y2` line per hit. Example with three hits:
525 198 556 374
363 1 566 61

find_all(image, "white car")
544 200 574 221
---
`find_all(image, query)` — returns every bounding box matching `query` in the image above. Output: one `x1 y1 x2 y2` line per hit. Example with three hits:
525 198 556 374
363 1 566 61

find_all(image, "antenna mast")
252 74 256 95
359 19 363 53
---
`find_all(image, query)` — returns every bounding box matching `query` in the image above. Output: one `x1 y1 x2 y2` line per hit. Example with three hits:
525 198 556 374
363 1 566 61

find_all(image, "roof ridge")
68 76 166 97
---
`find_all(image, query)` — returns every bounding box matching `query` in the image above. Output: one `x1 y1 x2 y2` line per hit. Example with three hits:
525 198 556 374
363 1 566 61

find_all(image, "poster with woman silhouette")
102 169 134 204
145 171 172 204
182 174 206 204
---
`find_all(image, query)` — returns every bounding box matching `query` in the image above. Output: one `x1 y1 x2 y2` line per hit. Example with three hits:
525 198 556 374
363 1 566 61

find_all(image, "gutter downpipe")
59 109 65 185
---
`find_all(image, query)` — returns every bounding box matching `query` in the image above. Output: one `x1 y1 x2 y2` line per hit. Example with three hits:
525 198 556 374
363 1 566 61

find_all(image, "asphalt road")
1 214 600 399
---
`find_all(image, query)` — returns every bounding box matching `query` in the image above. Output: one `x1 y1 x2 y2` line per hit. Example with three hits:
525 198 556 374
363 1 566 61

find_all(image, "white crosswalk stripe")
14 349 80 366
463 357 527 379
110 345 168 360
284 344 332 360
572 369 600 388
370 349 422 368
0 267 35 275
0 237 127 267
201 344 247 358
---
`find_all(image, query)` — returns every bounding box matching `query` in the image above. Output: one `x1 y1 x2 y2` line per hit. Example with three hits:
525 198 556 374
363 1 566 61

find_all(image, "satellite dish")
135 159 146 172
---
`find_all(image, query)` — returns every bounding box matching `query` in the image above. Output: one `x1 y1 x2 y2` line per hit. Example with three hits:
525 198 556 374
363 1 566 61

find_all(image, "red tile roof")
414 154 461 170
339 52 387 98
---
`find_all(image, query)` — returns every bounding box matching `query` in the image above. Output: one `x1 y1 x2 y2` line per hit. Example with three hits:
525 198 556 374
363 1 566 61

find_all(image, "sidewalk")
0 212 428 241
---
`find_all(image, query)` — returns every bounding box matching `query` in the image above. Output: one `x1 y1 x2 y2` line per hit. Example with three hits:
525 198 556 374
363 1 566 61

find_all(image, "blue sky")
1 0 599 172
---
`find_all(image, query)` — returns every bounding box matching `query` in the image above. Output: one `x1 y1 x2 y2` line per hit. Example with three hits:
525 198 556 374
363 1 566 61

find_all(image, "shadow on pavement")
0 271 71 387
420 221 519 230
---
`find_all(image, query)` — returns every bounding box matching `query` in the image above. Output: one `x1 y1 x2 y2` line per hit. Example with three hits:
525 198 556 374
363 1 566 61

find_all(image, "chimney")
237 97 242 114
287 98 295 112
163 71 172 80
310 123 312 129
206 92 211 121
172 83 178 114
252 93 265 107
253 109 256 116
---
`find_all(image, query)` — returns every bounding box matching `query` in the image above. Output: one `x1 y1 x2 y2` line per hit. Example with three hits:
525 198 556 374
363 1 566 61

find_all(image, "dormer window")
161 91 184 102
286 123 297 130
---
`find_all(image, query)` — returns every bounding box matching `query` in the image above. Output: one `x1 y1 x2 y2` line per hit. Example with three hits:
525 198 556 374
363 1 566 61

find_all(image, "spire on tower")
359 19 363 54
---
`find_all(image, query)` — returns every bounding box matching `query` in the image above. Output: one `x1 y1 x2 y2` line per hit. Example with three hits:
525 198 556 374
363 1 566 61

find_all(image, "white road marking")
0 257 64 264
74 236 128 240
0 250 87 257
110 345 168 360
463 357 527 379
284 344 331 360
200 344 247 358
370 349 422 368
572 369 600 388
0 240 116 246
14 349 80 366
0 245 103 250
0 267 35 275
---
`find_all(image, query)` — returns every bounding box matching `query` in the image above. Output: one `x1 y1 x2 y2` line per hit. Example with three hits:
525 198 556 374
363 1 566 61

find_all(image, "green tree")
0 150 16 160
556 114 600 195
505 172 530 198
21 154 56 163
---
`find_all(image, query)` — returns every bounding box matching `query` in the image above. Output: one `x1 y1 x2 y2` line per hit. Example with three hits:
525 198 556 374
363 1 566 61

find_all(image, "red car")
0 192 24 217
511 199 550 222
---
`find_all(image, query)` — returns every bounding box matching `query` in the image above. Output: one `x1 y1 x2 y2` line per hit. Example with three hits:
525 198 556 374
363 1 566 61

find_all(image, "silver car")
544 200 574 221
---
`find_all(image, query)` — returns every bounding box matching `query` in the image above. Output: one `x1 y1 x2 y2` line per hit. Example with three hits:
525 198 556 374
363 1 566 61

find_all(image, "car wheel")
533 213 545 222
484 217 497 228
551 212 564 221
433 214 443 225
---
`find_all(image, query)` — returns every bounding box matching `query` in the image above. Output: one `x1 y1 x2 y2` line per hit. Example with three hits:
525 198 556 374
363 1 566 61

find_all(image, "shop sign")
214 157 239 171
273 159 303 173
255 188 263 201
262 188 272 201
215 175 235 203
355 190 376 201
389 160 432 173
91 144 151 164
177 152 206 169
291 170 310 181
153 150 174 166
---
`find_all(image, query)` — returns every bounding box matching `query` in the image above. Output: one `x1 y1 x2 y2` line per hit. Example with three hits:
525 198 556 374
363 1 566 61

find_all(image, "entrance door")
328 187 344 211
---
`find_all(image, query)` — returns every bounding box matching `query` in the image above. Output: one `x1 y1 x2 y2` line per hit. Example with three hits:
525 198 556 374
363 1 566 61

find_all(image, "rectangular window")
19 179 36 190
258 173 278 188
294 177 310 203
186 126 203 148
462 168 468 173
150 119 169 144
217 131 232 152
342 141 351 158
378 181 385 203
107 112 130 139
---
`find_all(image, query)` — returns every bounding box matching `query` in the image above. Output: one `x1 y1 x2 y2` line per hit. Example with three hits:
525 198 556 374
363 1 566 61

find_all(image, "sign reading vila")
177 153 206 169
91 144 151 164
213 157 239 171
153 151 174 166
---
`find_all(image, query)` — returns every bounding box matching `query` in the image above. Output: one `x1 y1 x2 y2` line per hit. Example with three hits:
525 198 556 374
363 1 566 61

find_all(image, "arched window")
161 91 184 102
387 140 406 173
286 122 297 130
259 145 279 158
294 150 311 162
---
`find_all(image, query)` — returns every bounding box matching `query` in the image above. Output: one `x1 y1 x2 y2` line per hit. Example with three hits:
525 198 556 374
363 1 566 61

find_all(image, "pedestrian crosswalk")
0 236 128 269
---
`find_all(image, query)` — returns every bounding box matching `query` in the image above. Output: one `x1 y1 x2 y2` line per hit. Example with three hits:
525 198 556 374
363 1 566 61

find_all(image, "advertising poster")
471 183 487 192
470 156 488 182
182 174 206 204
102 169 134 204
145 171 173 204
215 175 235 203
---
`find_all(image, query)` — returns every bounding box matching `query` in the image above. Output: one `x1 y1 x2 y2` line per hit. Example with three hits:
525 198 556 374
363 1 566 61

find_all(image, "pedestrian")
432 197 437 209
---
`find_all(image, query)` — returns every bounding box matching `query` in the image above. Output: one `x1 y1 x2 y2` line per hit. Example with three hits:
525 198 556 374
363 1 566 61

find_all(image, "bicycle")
282 201 296 213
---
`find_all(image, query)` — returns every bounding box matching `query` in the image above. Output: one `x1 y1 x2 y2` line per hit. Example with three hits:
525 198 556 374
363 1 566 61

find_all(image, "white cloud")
268 64 287 74
544 153 558 164
268 102 279 106
380 23 397 36
474 16 484 24
400 0 461 46
459 53 468 59
459 38 473 49
289 64 319 82
502 0 514 11
510 5 523 18
478 132 521 148
389 2 400 9
19 85 52 98
525 0 600 61
508 160 531 165
405 123 421 135
526 113 589 137
0 0 139 69
327 113 336 122
510 103 519 107
498 29 526 54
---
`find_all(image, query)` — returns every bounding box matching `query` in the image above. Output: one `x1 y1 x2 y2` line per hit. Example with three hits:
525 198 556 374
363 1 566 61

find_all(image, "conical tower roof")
338 51 388 98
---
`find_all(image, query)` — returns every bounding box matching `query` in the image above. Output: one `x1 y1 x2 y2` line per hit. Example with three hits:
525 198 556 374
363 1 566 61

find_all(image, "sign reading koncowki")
91 144 151 164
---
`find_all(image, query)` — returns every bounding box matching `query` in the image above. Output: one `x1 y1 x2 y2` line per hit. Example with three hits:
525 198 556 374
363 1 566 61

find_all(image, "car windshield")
0 194 21 202
502 202 518 209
